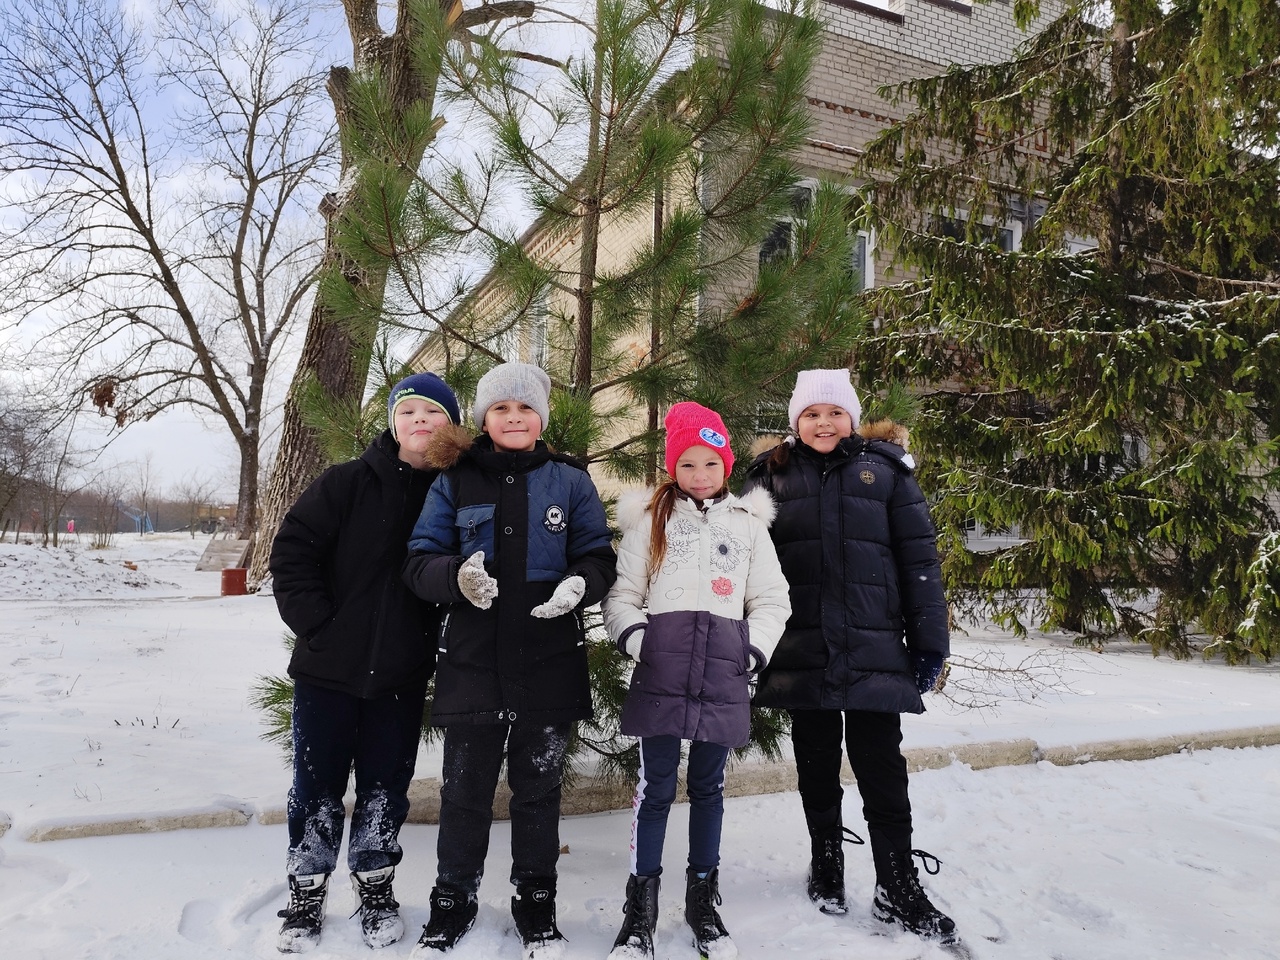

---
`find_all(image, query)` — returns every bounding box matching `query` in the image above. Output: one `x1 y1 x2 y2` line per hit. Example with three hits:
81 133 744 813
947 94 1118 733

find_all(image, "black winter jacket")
402 425 617 727
270 430 440 698
741 422 950 714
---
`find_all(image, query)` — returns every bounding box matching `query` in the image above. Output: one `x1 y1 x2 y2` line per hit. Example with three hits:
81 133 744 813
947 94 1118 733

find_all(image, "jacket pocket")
456 504 495 547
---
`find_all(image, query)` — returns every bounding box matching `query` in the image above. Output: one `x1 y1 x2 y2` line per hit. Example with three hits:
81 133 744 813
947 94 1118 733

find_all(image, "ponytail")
646 480 679 579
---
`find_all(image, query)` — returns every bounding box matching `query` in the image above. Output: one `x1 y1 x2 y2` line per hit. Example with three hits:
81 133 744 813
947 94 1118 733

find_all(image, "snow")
2 533 1280 959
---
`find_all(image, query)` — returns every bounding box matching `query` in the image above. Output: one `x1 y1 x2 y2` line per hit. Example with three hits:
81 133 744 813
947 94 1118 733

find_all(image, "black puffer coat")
270 430 440 698
741 422 949 714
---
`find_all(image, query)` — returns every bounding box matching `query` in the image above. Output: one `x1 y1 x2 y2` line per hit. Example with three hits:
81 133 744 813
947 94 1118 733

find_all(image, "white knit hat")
472 362 552 427
788 369 862 431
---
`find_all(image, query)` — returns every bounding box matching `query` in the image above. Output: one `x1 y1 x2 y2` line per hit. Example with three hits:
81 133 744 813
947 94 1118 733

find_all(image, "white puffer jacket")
602 486 791 748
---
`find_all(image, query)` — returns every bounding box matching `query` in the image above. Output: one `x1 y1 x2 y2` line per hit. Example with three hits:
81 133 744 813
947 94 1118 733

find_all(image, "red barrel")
221 567 248 596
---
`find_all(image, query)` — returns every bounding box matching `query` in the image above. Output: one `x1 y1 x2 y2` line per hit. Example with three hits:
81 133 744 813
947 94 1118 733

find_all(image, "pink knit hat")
664 402 734 477
788 369 862 431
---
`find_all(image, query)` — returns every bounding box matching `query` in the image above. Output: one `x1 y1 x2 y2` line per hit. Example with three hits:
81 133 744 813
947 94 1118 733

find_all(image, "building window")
759 182 875 289
850 228 874 292
754 401 790 437
933 213 1019 252
759 185 814 267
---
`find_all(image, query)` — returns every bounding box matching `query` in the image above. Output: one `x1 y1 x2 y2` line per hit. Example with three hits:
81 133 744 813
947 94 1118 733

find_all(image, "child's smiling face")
483 399 543 452
797 403 854 454
395 397 451 462
673 445 726 501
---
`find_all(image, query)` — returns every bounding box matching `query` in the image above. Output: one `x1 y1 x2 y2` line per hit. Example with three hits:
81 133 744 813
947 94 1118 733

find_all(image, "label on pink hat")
699 427 727 448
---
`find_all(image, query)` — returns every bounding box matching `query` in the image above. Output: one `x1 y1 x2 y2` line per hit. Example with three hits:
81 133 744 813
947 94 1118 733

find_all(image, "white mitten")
624 630 644 662
530 575 586 619
457 551 498 609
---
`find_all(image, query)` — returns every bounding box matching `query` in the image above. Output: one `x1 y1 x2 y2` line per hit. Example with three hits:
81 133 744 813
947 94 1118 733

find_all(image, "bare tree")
0 0 337 540
0 387 47 543
171 471 222 537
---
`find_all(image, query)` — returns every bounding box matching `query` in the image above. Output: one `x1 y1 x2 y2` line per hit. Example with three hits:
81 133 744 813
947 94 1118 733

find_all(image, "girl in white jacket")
602 401 791 960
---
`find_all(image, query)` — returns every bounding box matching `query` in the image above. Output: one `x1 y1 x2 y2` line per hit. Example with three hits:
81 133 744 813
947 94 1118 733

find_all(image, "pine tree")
855 0 1280 661
404 0 869 777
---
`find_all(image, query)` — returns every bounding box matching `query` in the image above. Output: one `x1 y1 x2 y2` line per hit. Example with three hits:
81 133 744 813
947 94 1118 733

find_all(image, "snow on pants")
434 720 572 894
629 735 730 878
788 708 912 848
285 678 428 876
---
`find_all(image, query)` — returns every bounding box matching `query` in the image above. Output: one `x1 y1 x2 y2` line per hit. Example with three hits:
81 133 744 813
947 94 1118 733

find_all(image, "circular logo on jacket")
698 426 727 448
860 469 876 485
544 504 567 533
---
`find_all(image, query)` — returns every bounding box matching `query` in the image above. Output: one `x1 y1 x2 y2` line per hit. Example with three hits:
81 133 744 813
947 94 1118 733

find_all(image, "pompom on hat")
664 401 734 477
472 362 552 427
387 372 460 439
788 369 862 431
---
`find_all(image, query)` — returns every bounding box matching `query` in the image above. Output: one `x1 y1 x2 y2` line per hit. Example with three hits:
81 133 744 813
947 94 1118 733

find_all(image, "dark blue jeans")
630 736 730 877
285 679 428 876
788 708 912 847
435 721 572 894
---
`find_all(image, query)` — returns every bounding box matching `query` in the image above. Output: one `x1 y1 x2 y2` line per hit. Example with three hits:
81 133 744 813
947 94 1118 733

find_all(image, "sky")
2 533 1279 959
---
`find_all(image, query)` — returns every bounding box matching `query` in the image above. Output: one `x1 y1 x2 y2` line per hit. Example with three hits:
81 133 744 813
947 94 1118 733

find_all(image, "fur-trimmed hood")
614 485 778 533
422 423 480 471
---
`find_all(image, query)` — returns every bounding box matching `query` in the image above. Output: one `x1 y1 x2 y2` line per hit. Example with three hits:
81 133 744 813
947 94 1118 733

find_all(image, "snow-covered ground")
2 533 1279 960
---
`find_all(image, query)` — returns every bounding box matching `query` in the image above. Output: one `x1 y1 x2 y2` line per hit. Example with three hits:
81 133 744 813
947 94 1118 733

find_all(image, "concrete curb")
16 724 1280 842
24 807 252 843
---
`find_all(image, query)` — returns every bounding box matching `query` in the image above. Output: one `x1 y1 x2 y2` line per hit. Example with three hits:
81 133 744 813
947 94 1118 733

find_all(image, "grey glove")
530 575 586 619
457 551 498 609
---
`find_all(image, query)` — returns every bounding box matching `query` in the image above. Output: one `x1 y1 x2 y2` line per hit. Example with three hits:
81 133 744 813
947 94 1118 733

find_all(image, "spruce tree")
855 0 1280 661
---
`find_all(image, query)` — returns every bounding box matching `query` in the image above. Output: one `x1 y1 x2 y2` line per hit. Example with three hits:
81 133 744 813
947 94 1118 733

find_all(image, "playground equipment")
116 502 154 535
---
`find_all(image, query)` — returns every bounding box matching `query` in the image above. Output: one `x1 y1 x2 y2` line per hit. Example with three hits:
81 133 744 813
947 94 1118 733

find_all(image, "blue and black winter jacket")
403 425 617 726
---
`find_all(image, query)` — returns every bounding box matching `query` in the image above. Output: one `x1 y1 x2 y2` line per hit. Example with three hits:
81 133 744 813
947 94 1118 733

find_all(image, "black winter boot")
608 873 660 959
276 872 329 953
684 867 736 959
871 841 958 944
804 806 864 915
412 885 478 954
351 866 404 948
511 877 566 958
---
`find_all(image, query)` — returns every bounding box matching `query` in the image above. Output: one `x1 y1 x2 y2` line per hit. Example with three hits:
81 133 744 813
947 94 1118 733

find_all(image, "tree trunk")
247 294 367 582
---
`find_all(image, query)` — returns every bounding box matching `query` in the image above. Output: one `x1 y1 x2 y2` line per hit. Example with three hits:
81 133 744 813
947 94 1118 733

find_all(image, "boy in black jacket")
269 372 460 953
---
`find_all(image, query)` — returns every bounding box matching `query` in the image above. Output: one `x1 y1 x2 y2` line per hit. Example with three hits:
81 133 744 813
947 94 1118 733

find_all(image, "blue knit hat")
388 372 460 439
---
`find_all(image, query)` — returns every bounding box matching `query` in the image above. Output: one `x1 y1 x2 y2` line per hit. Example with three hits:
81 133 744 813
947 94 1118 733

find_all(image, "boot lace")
278 876 326 924
350 872 399 918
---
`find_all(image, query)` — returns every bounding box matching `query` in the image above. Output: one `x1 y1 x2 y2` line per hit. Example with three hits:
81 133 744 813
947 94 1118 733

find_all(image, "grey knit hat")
472 362 552 427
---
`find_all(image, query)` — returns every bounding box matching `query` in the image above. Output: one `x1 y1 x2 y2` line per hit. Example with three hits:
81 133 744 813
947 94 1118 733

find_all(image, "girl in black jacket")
268 372 460 954
742 369 959 947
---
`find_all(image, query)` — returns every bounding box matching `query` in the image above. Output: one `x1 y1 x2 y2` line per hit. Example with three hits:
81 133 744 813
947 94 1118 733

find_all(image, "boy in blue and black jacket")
402 362 616 957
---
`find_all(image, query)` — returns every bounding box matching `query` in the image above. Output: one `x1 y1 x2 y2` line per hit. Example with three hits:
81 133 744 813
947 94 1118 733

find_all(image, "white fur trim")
615 488 652 533
734 486 778 527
